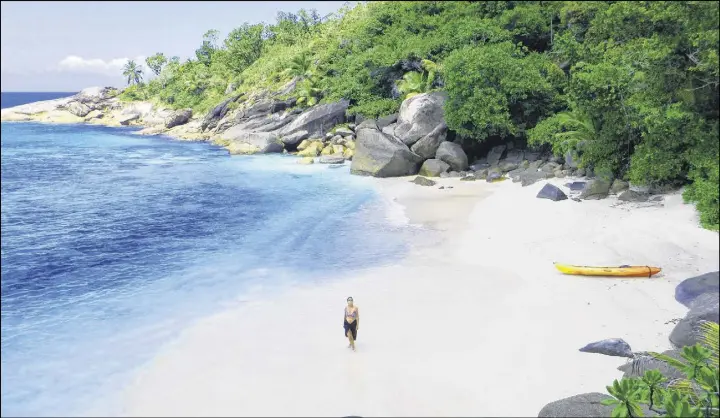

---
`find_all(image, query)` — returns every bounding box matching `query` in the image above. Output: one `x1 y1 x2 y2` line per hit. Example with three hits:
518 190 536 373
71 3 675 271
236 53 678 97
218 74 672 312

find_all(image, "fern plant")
603 322 720 418
283 53 315 80
395 59 440 99
553 109 597 147
295 76 322 107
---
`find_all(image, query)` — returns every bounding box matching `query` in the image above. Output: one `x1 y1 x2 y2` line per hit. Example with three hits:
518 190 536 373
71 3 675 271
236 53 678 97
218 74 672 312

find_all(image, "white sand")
118 176 719 417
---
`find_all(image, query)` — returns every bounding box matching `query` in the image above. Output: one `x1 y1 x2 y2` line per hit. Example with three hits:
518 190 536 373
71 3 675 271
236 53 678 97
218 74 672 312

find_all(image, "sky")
0 1 349 92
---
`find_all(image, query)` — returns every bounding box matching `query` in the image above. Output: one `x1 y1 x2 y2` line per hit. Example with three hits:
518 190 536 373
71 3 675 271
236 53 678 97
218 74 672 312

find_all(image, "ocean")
0 92 410 416
1 92 77 109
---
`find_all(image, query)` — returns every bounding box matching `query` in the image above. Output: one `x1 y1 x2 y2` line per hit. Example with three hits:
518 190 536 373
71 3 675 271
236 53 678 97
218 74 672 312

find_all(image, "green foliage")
121 60 143 86
444 41 564 139
283 53 315 80
145 53 168 76
604 324 720 418
396 59 439 99
528 107 596 157
120 0 718 229
295 77 322 107
222 23 265 74
195 30 220 66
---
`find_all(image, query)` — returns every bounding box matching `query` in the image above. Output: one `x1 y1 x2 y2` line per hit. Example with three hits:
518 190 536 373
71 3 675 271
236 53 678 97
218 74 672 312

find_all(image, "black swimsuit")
344 308 358 340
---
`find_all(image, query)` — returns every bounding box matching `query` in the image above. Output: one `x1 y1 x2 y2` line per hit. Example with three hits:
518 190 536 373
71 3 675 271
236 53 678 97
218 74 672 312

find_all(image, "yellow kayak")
554 263 661 278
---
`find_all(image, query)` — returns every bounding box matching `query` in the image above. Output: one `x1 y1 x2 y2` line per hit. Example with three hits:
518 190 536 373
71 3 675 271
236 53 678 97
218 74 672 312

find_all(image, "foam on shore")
117 176 719 417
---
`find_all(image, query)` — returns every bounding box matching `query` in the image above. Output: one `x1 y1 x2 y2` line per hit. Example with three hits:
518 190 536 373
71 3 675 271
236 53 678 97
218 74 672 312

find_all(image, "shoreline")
0 91 212 142
4 98 718 416
116 176 719 417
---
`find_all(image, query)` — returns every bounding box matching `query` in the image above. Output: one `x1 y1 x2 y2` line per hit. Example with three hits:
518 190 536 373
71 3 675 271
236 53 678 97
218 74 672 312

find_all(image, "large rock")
376 113 398 130
486 145 507 166
392 92 447 146
350 127 422 177
536 184 568 202
334 127 354 137
610 179 629 194
519 171 553 187
279 99 349 138
220 128 284 154
537 393 618 418
318 155 345 164
281 130 309 146
618 349 685 382
201 94 242 131
579 179 612 200
410 176 436 187
74 86 118 104
669 292 720 349
617 190 649 202
499 161 519 172
435 141 468 172
239 98 295 119
118 113 140 125
578 338 633 358
565 181 587 191
505 149 525 164
381 123 397 138
297 141 324 157
164 108 193 129
66 101 92 117
356 119 378 131
565 150 580 169
675 271 720 308
410 122 448 160
418 159 450 177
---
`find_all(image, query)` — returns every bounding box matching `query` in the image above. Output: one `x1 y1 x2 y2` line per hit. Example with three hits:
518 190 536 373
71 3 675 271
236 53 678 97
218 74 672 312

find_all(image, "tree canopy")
120 1 719 230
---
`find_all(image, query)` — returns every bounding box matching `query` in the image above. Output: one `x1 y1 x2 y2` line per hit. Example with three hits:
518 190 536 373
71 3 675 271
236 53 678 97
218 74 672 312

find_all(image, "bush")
603 322 719 418
443 41 564 140
117 1 719 230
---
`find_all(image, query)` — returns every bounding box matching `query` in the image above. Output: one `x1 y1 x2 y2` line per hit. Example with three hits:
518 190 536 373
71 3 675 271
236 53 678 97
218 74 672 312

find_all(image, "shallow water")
0 122 409 416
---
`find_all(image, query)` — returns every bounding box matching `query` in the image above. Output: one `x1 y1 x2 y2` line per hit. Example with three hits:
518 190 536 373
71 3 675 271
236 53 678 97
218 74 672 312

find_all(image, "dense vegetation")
121 1 719 230
603 322 718 418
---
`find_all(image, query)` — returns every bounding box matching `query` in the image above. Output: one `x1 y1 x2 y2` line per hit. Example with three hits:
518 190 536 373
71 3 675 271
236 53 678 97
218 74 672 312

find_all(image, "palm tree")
396 71 426 99
395 59 440 99
295 77 322 107
122 60 144 86
284 53 315 80
552 108 597 145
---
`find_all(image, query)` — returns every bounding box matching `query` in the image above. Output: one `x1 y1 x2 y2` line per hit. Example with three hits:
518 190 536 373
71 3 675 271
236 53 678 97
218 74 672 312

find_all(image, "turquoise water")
1 120 409 416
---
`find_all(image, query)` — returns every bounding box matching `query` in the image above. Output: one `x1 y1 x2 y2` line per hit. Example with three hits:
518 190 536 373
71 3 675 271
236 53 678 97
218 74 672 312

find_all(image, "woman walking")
343 297 359 351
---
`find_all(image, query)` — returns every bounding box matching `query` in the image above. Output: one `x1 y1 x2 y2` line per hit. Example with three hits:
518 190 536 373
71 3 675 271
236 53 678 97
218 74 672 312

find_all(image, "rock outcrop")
216 129 284 154
350 125 422 177
418 159 450 177
410 176 436 186
675 271 720 307
410 122 448 160
164 109 193 129
391 92 447 146
435 141 468 172
536 183 568 201
538 393 620 418
279 100 349 138
538 393 654 418
201 95 242 131
578 338 634 358
579 178 613 200
669 292 719 349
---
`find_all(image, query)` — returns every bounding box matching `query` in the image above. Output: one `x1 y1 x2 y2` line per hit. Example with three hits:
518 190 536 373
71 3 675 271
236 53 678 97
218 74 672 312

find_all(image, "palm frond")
699 321 719 368
396 71 425 98
650 351 688 370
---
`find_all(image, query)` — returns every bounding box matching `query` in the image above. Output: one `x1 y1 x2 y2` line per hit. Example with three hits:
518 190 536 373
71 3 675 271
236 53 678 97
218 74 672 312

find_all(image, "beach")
118 176 720 417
